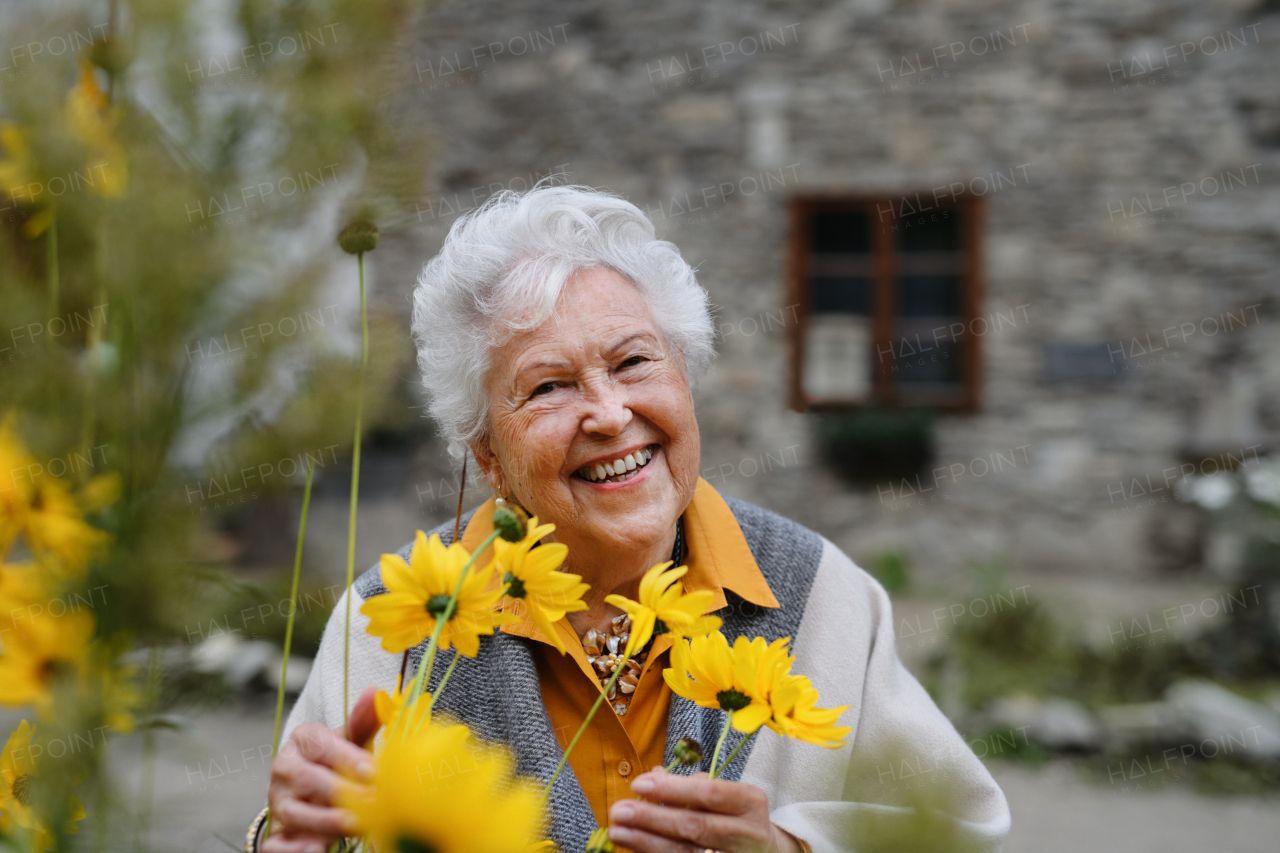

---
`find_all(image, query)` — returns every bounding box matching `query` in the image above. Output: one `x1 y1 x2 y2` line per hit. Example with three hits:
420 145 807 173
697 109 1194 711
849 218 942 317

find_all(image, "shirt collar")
459 477 779 647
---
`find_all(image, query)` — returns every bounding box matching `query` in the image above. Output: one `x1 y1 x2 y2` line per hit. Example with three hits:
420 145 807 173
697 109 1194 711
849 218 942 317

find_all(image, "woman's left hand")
607 770 801 853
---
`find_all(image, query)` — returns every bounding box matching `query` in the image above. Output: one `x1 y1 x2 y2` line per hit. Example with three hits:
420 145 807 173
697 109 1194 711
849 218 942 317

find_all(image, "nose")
580 377 632 437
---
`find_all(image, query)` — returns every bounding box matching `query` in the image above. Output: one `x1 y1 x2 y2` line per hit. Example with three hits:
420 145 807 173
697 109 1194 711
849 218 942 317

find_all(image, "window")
788 194 983 411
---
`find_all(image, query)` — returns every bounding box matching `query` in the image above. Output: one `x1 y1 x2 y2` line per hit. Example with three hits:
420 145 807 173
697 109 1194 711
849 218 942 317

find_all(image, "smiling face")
472 266 700 569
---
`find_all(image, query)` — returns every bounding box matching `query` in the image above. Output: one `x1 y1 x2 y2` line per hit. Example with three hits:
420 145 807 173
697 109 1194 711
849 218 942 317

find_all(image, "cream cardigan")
283 497 1010 853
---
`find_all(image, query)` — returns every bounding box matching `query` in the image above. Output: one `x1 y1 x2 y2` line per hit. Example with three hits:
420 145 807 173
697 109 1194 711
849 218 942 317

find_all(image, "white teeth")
578 447 656 482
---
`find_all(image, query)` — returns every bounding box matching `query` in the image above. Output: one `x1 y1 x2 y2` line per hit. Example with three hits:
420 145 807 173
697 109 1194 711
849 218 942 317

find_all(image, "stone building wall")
371 0 1280 583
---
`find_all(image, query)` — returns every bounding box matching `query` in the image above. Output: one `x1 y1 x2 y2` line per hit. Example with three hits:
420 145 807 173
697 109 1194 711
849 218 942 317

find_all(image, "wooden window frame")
787 192 984 413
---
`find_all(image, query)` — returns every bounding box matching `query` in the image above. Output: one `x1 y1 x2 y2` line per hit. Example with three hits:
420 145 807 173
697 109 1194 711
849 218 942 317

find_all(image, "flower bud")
337 219 379 255
492 502 529 543
89 37 133 75
674 737 703 767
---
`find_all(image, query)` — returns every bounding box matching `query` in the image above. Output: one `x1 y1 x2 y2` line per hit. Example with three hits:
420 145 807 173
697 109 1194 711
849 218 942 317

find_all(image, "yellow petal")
732 702 773 733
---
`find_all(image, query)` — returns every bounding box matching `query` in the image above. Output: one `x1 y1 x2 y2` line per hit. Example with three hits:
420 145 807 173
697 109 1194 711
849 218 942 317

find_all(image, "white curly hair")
411 182 716 458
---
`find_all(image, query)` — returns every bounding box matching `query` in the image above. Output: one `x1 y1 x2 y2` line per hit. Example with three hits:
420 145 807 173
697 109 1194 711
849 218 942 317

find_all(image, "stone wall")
370 0 1280 582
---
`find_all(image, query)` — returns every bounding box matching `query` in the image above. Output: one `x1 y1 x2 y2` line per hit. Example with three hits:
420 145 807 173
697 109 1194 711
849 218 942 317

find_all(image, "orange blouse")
460 478 780 830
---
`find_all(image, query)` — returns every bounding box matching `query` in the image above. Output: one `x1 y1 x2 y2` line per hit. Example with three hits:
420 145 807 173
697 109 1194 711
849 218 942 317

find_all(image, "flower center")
12 774 31 807
716 689 751 712
503 571 526 599
425 594 453 618
396 836 438 853
653 618 669 636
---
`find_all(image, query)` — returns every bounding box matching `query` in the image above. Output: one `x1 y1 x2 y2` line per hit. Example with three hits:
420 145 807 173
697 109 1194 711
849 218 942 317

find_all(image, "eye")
531 382 558 397
618 355 646 370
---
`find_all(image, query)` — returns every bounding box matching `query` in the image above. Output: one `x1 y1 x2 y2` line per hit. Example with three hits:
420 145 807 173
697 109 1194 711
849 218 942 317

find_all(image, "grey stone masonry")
373 0 1280 581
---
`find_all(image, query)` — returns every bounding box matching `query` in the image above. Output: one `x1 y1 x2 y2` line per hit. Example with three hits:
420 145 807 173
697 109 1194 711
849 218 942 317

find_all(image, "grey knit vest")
352 497 822 852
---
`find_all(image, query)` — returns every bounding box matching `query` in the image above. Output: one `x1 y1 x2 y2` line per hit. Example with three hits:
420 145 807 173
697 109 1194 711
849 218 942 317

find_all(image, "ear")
469 434 506 495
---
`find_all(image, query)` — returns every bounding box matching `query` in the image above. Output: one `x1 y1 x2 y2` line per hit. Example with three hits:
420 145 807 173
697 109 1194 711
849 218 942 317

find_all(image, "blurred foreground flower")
361 531 515 656
494 516 589 655
0 125 52 239
604 561 720 657
0 417 119 575
339 721 544 853
0 603 94 713
0 720 86 852
63 61 127 199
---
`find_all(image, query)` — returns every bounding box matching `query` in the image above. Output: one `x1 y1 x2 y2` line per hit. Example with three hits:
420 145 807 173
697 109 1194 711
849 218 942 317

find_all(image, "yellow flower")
604 561 721 658
765 673 852 749
372 675 433 744
0 720 86 852
0 417 119 574
493 516 588 655
361 531 516 657
338 722 544 853
0 124 53 239
64 61 126 199
663 632 792 733
0 607 94 711
524 841 557 853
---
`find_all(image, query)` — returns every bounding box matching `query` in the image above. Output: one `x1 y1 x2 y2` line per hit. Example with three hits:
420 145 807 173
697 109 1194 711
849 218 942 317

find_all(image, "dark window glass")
898 211 961 252
810 277 872 314
895 275 963 316
812 211 871 253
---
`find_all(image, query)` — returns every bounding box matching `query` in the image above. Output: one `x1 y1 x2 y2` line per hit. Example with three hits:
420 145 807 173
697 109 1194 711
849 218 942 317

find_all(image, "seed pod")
492 503 528 542
337 219 378 255
674 737 704 767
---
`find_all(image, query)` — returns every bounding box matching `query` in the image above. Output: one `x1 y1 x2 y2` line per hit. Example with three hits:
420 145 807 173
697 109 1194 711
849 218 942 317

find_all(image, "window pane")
896 274 962 316
810 276 872 314
803 315 871 401
812 210 871 253
898 209 961 252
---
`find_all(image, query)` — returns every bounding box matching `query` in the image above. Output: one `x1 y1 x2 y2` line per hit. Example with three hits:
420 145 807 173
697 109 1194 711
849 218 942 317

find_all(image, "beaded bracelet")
244 806 270 852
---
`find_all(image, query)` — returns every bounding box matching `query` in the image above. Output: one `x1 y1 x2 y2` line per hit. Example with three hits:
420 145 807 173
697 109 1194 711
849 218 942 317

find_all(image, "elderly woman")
261 186 1010 853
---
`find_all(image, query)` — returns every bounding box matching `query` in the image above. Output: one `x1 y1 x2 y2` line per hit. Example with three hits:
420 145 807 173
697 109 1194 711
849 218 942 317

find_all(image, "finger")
272 796 361 838
261 831 339 853
629 771 756 816
347 686 380 748
610 798 758 851
276 759 348 805
608 823 698 853
289 723 376 781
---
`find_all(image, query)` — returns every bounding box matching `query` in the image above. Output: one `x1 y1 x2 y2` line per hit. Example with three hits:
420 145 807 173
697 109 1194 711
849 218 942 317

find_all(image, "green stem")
413 651 461 737
429 651 461 711
134 646 164 850
272 459 315 758
710 729 755 779
45 215 59 343
390 527 504 736
541 654 629 806
664 757 681 773
707 716 733 778
342 253 370 730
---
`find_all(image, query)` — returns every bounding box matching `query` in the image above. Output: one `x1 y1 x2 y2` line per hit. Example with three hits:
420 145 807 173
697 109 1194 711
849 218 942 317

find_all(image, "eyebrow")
514 331 659 383
515 359 572 382
604 331 658 356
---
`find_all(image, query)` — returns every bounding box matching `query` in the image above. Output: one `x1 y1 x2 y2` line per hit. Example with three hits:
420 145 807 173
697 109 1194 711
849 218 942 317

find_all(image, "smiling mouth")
575 445 657 484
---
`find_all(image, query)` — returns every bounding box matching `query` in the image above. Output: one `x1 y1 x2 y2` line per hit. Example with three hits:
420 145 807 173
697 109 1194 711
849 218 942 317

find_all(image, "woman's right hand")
263 687 379 853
